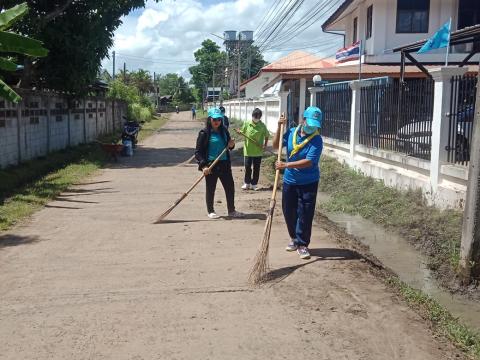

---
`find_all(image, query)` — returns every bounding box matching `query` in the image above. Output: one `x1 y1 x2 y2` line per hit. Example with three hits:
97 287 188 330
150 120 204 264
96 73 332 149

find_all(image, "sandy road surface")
0 112 462 359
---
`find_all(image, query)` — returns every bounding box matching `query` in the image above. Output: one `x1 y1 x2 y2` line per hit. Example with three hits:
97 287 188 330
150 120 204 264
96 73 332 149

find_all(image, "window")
458 0 480 30
366 5 373 39
353 17 358 42
396 0 429 33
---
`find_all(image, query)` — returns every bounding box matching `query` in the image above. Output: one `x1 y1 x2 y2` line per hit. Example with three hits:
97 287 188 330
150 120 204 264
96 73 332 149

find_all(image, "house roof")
321 0 354 31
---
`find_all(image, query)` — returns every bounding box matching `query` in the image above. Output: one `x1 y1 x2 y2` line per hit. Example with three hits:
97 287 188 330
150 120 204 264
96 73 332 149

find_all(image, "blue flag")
417 20 451 54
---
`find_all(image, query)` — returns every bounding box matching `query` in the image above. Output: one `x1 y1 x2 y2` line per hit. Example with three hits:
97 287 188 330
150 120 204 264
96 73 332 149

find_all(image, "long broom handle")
234 129 276 156
271 116 285 201
183 146 229 196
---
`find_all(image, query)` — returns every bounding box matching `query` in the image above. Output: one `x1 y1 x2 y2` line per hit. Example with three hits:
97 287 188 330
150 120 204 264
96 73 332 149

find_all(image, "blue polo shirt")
282 126 323 185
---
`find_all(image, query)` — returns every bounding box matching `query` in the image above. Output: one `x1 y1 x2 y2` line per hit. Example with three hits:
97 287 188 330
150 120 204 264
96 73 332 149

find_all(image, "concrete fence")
223 67 476 209
0 90 127 169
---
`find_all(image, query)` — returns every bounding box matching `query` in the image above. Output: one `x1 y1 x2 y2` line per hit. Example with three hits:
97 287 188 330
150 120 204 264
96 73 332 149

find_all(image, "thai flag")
336 41 361 63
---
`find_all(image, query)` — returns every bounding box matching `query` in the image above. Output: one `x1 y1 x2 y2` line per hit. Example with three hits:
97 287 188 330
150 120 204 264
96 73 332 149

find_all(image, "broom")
233 128 276 156
154 146 229 223
248 116 285 285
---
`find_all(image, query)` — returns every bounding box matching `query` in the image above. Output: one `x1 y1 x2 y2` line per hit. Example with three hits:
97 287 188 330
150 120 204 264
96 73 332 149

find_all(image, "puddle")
317 192 480 329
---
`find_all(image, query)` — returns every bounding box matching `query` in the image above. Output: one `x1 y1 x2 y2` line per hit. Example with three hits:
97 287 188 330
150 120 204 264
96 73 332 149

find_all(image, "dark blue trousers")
282 181 319 247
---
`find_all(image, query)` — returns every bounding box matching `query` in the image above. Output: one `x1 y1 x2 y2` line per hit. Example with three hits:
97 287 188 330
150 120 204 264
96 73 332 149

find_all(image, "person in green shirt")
239 108 269 191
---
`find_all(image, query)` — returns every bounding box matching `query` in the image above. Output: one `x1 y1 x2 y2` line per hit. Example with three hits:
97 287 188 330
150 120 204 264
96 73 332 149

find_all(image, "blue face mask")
303 125 317 135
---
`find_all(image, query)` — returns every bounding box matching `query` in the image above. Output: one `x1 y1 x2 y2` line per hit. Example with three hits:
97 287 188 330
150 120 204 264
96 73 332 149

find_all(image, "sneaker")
208 212 221 219
285 241 298 252
228 210 245 218
241 183 251 190
251 184 259 191
297 246 311 260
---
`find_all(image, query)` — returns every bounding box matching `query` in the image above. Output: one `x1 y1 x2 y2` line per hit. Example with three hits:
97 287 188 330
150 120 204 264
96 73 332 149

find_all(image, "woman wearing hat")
195 107 244 219
272 106 323 259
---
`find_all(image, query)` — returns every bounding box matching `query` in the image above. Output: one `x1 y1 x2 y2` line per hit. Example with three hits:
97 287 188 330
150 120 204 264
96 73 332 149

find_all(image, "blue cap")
208 107 224 119
303 106 323 128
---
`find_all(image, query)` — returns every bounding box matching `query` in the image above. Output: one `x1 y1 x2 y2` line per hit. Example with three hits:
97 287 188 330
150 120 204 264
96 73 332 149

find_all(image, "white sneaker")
241 183 251 190
208 212 221 219
285 241 298 252
228 210 245 218
297 246 311 260
251 184 259 191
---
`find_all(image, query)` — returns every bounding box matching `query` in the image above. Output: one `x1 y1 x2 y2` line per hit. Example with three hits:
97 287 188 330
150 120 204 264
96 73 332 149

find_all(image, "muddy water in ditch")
317 192 480 329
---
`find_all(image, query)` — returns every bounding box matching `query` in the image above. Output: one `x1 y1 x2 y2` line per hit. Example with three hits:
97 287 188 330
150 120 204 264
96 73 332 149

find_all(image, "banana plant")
0 3 48 102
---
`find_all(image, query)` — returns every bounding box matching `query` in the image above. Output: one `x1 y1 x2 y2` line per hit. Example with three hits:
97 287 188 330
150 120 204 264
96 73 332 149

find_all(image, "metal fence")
446 74 478 165
359 78 435 160
316 82 352 143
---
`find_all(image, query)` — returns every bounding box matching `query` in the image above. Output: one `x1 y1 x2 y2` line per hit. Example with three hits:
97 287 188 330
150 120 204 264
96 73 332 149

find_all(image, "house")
322 0 480 65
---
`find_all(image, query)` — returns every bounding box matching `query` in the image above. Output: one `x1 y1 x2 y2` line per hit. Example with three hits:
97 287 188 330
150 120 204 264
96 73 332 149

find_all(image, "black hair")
219 106 226 112
252 108 262 119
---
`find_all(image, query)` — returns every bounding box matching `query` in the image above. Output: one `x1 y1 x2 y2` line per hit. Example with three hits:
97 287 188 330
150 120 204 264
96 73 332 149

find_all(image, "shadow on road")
106 147 196 169
0 234 40 249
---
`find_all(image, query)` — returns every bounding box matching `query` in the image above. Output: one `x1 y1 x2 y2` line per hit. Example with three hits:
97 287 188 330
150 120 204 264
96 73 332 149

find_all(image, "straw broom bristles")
248 118 285 285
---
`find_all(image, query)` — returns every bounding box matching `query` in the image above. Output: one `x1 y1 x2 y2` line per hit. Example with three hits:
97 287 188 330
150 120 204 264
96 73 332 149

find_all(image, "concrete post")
298 78 307 123
349 80 367 161
278 91 289 118
264 99 268 129
45 95 51 154
83 99 87 144
429 67 468 190
308 87 322 107
16 101 22 163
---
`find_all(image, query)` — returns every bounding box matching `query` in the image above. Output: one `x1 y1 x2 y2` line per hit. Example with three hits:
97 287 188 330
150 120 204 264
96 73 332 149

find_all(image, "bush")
109 80 155 122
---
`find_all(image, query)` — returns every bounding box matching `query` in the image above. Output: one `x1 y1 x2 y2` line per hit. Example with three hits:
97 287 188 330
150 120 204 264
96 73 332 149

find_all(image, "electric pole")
237 37 241 100
112 51 116 79
459 65 480 284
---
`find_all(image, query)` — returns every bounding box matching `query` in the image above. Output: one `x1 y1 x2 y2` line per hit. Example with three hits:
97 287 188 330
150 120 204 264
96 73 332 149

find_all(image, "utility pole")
212 69 216 106
459 65 480 284
237 37 241 100
112 51 116 79
123 62 126 83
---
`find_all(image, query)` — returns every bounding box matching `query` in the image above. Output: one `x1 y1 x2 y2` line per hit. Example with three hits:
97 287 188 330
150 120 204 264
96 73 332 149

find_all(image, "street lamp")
313 74 328 87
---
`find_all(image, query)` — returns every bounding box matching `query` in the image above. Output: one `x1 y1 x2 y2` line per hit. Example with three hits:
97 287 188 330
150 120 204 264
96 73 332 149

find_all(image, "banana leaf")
0 3 28 31
0 57 17 71
0 78 21 103
0 31 48 57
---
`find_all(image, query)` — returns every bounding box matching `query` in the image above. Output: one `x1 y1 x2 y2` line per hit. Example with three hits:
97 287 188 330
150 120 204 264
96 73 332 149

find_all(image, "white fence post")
429 67 468 190
308 87 322 107
349 80 368 162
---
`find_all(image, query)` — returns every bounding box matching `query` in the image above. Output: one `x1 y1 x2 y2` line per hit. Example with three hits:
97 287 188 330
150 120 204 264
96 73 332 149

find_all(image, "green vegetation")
387 277 480 358
0 115 167 231
156 73 194 105
0 2 48 102
319 156 463 281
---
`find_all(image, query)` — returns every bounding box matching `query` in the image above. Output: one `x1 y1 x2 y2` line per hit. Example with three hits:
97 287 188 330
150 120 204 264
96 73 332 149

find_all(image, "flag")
417 20 451 54
336 41 360 63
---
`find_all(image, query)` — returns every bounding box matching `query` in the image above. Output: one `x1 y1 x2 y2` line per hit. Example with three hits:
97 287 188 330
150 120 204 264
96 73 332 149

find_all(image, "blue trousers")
282 181 319 247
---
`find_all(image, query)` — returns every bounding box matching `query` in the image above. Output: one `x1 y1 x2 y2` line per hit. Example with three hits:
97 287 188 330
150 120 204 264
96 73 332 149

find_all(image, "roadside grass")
387 277 480 359
319 156 463 283
0 115 168 232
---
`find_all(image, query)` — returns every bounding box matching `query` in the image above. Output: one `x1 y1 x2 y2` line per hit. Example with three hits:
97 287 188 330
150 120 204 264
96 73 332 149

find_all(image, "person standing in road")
195 107 244 219
219 106 229 129
240 108 269 191
272 107 323 260
191 104 196 120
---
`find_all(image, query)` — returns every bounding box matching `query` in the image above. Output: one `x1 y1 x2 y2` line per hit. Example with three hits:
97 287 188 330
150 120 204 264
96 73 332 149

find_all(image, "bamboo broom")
233 128 276 156
248 115 285 284
154 146 229 223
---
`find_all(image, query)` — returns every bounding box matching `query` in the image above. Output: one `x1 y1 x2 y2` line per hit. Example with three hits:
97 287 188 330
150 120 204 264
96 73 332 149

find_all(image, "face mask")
252 118 260 123
303 125 317 135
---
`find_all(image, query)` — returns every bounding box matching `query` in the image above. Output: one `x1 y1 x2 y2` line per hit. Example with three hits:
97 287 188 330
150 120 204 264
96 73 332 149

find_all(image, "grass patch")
319 156 463 282
387 276 480 358
0 115 168 231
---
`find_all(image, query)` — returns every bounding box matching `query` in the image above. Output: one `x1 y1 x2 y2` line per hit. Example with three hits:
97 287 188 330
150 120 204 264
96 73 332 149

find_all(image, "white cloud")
102 0 344 80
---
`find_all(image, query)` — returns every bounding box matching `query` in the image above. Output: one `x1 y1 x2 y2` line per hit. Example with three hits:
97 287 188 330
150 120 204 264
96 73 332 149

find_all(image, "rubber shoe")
241 183 251 190
297 246 311 260
285 241 298 252
208 212 221 219
228 210 245 218
251 184 259 191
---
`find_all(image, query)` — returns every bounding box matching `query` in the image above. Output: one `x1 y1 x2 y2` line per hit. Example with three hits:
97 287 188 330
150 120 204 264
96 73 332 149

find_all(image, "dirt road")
0 112 462 359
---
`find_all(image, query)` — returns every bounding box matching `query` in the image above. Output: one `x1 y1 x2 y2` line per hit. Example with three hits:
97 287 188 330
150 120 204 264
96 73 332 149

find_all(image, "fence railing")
316 82 352 143
446 74 478 165
359 78 434 160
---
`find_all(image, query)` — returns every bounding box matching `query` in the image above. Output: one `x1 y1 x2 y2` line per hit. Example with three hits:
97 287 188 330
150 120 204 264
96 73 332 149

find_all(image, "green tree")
2 0 160 93
189 39 227 94
129 69 154 95
157 73 194 104
242 45 266 79
0 3 48 102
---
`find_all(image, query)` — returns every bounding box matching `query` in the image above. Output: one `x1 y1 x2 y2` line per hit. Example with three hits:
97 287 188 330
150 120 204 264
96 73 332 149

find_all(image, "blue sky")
102 0 344 80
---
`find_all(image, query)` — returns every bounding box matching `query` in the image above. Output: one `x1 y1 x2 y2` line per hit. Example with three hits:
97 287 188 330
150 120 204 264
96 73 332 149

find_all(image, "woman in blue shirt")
195 107 244 219
272 107 323 259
